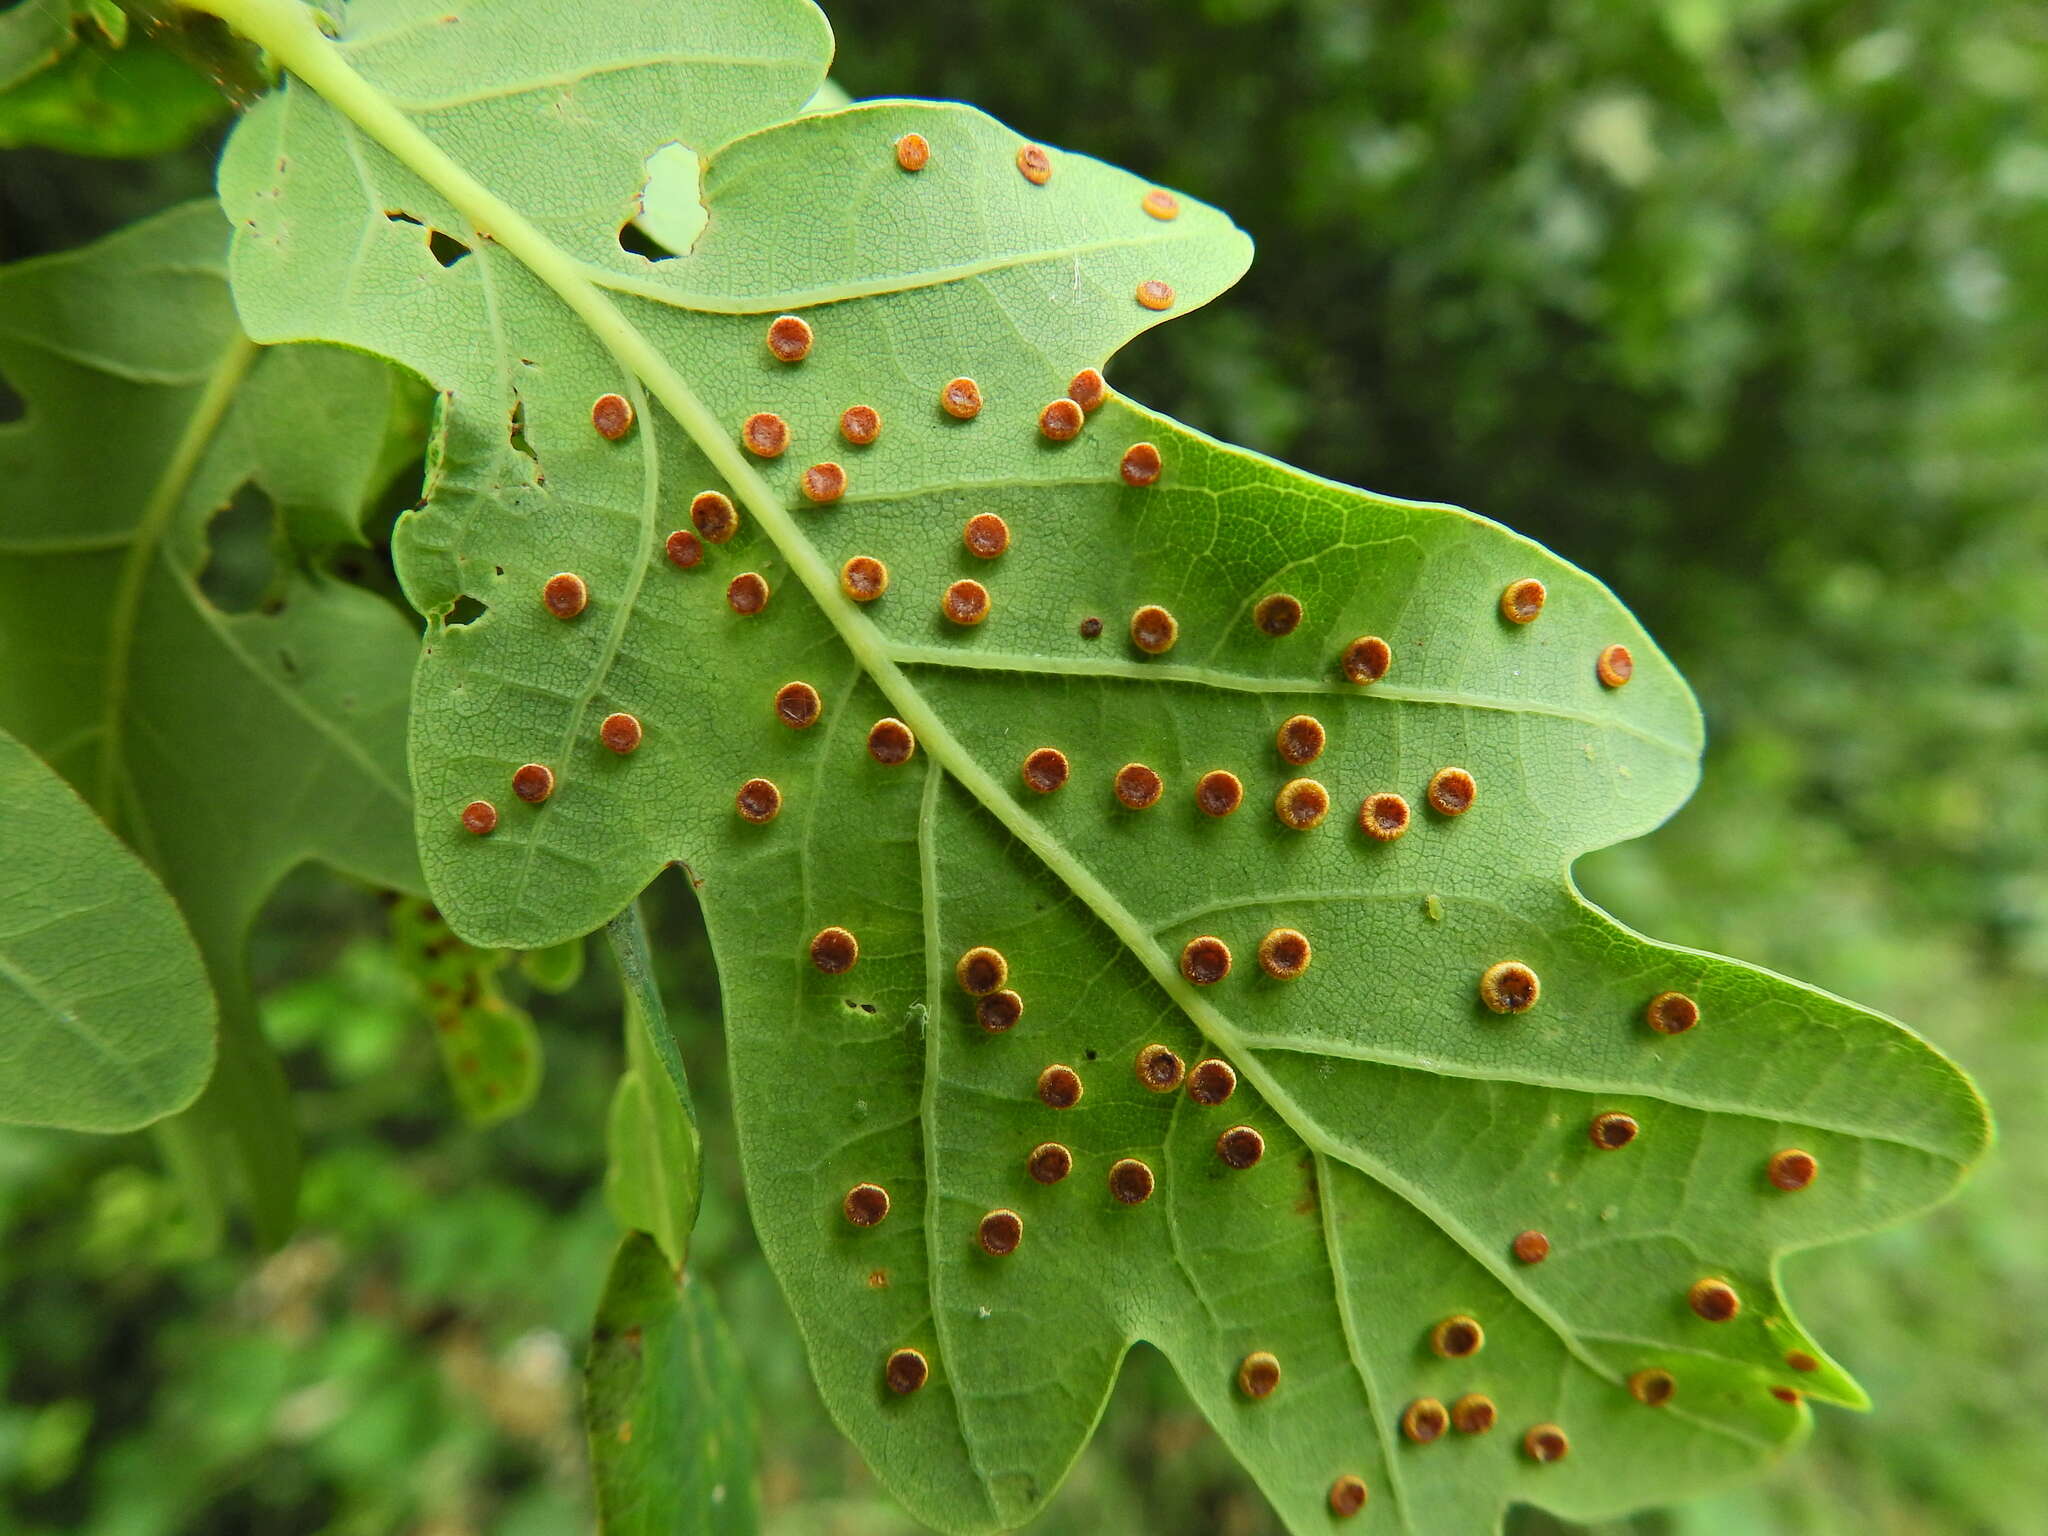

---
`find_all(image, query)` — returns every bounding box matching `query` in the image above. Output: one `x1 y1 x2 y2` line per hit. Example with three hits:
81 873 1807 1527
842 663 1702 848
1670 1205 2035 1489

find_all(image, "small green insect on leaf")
389 896 541 1124
193 0 1990 1528
585 1231 759 1535
0 200 425 1244
0 727 214 1131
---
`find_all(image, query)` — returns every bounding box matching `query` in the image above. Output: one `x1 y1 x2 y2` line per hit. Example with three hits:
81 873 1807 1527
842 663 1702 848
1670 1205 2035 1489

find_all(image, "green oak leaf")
199 0 1988 1528
0 199 424 1241
390 895 541 1124
585 1230 760 1534
0 725 214 1130
603 904 703 1268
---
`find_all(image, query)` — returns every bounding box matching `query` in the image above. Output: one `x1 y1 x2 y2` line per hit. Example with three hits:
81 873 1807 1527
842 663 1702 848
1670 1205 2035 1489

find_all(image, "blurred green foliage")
0 0 2041 1530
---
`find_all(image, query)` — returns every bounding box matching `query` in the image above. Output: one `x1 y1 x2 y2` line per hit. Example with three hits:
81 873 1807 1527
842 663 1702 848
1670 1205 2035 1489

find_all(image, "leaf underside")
203 0 1987 1529
0 200 423 1239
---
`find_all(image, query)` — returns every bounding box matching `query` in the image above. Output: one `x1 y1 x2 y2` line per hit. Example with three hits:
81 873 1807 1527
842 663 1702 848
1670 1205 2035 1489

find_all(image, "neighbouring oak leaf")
389 895 541 1124
0 199 424 1241
196 0 1989 1529
0 725 214 1131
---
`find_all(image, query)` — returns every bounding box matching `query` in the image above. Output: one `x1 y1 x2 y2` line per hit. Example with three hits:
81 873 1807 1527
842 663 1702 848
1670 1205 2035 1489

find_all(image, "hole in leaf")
630 142 706 256
427 228 472 267
446 595 487 627
199 481 278 614
617 217 676 262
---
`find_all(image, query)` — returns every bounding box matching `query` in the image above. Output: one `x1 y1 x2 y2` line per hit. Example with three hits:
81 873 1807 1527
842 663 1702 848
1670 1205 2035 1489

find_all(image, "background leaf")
197 0 1988 1529
0 725 214 1130
0 199 426 1241
585 1230 760 1535
602 903 702 1269
390 895 541 1124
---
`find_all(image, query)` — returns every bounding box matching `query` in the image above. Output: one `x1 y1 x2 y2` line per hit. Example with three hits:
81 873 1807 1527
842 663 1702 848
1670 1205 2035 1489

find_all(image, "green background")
0 0 2039 1530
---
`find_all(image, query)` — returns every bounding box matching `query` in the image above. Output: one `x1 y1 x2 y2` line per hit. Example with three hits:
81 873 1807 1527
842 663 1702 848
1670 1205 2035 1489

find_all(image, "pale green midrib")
192 0 1779 1471
888 644 1696 755
96 332 261 819
915 759 1003 1526
1314 1150 1413 1534
588 229 1224 317
1243 1034 1967 1162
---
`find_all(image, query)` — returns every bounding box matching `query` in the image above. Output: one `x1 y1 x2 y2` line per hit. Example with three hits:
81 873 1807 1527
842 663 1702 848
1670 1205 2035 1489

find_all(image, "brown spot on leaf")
977 990 1024 1033
1257 928 1311 980
1186 1058 1237 1106
1273 778 1330 831
1431 1316 1484 1359
542 572 587 619
1238 1351 1280 1399
1359 792 1411 842
1768 1149 1818 1192
1402 1398 1449 1444
600 712 642 754
727 572 769 615
1500 578 1546 624
741 412 789 458
1180 935 1232 985
1771 1387 1800 1404
1027 1142 1072 1183
665 529 703 568
735 778 781 823
941 377 983 419
955 946 1008 996
1427 768 1476 816
840 403 881 444
885 1348 928 1395
1597 644 1635 688
1646 991 1700 1034
1217 1125 1264 1169
691 490 739 542
867 1269 889 1289
1523 1424 1569 1462
943 579 990 626
1589 1112 1638 1150
1689 1278 1740 1322
894 133 929 172
1108 1158 1154 1204
1120 442 1162 486
1786 1350 1819 1373
512 763 554 803
1020 746 1069 793
1114 762 1163 809
840 555 889 603
1452 1394 1497 1434
460 800 497 835
803 462 846 503
1135 1043 1185 1092
978 1208 1023 1256
1341 635 1392 684
1195 770 1243 817
766 314 812 362
1078 615 1104 639
963 513 1009 558
1037 1063 1083 1110
774 681 821 729
1512 1230 1551 1264
868 718 916 765
1135 279 1176 311
1628 1368 1676 1406
1040 398 1083 441
1275 714 1325 766
843 1182 889 1226
810 926 858 974
1254 593 1303 637
1479 961 1539 1014
1068 368 1106 412
591 393 634 440
1016 143 1052 184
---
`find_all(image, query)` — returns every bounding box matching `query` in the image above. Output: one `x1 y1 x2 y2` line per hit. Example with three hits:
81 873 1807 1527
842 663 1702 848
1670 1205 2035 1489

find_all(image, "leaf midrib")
202 0 1803 1497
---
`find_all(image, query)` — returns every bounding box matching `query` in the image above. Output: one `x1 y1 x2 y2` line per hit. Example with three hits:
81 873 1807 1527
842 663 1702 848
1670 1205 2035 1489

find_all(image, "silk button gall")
1020 747 1069 794
1016 143 1052 184
1479 960 1539 1014
1257 928 1311 980
1195 770 1243 817
1120 441 1162 486
774 681 821 729
1589 1111 1639 1149
599 712 642 754
1512 1229 1551 1264
867 718 916 765
1039 398 1083 441
809 926 858 974
976 990 1024 1033
1273 778 1330 831
1329 1475 1368 1518
977 1209 1023 1256
940 377 982 419
1027 1142 1072 1183
1237 1351 1280 1399
1430 1315 1484 1359
963 513 1009 558
1500 578 1546 624
1142 188 1180 220
541 572 587 619
955 946 1008 996
839 403 881 445
885 1348 928 1395
840 556 888 603
1427 767 1476 816
802 461 846 503
894 133 929 172
1359 792 1411 842
460 800 497 836
1629 1368 1676 1406
1180 936 1232 985
1108 1158 1154 1204
1254 593 1303 637
1129 604 1177 654
1114 762 1162 810
664 529 703 568
1134 1043 1185 1093
1768 1148 1818 1191
1402 1398 1449 1444
1067 368 1107 412
843 1182 889 1226
1452 1394 1497 1434
1216 1125 1264 1169
691 490 739 542
1186 1058 1237 1106
766 314 812 362
591 393 634 440
740 412 789 458
1275 714 1325 766
1523 1424 1569 1463
726 572 769 615
512 763 554 803
943 579 990 626
1341 634 1392 684
1646 990 1700 1034
1135 279 1176 311
1598 643 1636 687
1037 1064 1083 1110
1689 1277 1740 1322
735 777 781 823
